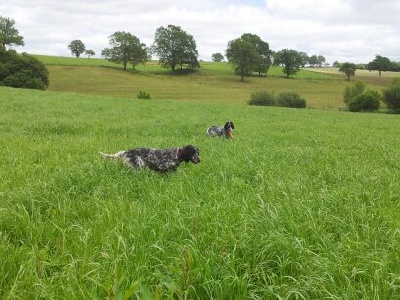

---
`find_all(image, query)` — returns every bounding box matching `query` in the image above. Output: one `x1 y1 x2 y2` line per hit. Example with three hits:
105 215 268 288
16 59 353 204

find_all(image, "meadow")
40 55 397 109
1 57 400 299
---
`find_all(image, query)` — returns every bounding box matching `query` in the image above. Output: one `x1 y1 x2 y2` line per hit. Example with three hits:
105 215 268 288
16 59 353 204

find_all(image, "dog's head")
224 121 235 138
224 121 235 131
178 145 201 164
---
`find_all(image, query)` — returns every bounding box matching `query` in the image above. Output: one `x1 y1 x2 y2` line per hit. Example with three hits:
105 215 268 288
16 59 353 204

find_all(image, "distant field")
1 86 399 299
46 64 350 109
35 55 399 110
36 56 352 109
305 67 399 86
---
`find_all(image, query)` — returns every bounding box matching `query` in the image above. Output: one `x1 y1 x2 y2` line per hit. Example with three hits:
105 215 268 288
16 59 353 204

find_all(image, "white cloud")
1 0 399 63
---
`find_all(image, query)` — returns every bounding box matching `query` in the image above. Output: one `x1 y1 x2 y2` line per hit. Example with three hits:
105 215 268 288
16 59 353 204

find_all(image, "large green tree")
367 54 391 76
339 62 356 81
212 52 224 62
273 49 303 78
152 25 199 71
226 38 258 81
0 16 24 50
240 33 271 76
0 48 49 90
102 31 148 70
68 40 85 58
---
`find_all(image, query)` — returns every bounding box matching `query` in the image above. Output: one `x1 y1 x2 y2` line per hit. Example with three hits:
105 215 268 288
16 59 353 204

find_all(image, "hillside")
36 55 397 109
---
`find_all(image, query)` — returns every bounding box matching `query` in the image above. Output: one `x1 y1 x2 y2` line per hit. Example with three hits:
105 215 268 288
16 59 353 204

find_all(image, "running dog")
100 145 200 172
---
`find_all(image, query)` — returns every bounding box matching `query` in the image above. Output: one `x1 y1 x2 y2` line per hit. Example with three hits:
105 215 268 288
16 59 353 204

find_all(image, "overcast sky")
2 0 399 64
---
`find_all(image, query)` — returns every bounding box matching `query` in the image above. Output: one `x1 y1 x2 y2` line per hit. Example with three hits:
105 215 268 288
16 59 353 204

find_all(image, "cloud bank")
1 0 399 64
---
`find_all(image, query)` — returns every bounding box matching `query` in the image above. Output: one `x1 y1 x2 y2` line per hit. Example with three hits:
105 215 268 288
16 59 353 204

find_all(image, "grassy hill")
37 55 399 110
1 78 400 298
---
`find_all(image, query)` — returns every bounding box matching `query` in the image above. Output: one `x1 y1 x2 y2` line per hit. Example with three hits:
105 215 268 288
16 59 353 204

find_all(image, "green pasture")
1 86 400 299
38 55 396 110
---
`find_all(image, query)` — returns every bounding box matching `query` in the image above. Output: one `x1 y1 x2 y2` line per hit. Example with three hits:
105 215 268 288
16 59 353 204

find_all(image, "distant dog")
206 121 235 138
100 145 200 172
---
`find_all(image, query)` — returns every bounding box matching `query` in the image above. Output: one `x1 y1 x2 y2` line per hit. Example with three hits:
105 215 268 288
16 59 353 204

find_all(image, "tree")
343 81 365 107
317 55 326 67
308 54 326 67
0 48 49 90
390 61 400 72
299 52 309 67
68 40 85 58
348 90 381 112
0 16 24 50
273 49 303 78
102 31 148 70
383 78 400 113
367 55 391 76
240 33 271 76
226 38 258 81
339 62 356 81
84 49 95 58
212 53 224 62
152 25 199 71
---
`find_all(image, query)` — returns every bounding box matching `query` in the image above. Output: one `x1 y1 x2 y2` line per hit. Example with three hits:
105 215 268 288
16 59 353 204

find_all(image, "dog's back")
206 125 222 137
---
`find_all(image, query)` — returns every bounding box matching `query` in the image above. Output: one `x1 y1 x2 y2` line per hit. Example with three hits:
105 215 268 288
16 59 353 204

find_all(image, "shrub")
343 81 366 107
137 91 150 99
348 90 381 112
248 90 275 106
276 92 306 108
0 49 49 90
383 78 400 113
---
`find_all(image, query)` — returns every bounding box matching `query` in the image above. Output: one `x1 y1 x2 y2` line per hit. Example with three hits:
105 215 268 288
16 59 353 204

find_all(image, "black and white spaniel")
206 121 235 138
100 145 200 172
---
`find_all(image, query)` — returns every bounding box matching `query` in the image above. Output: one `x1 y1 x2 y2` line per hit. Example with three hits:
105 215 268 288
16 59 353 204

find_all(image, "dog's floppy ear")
175 147 182 160
230 122 235 129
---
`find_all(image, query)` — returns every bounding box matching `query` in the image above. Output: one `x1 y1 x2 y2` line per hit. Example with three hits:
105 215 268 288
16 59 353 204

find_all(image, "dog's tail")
99 151 125 159
206 125 217 136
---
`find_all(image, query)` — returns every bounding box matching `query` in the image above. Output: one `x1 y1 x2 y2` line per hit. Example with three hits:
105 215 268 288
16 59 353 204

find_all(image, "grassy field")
1 84 400 299
38 55 399 110
305 67 399 87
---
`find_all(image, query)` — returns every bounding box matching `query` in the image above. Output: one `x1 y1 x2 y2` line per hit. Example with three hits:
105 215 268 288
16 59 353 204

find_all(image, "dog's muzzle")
192 156 201 163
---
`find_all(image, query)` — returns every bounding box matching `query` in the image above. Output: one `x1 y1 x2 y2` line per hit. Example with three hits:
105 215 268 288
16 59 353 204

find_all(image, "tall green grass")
1 86 399 299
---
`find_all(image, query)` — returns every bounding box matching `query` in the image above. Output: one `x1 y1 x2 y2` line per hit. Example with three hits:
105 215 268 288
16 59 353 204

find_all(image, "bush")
0 49 49 90
137 91 150 99
348 90 381 112
248 90 275 106
383 78 400 113
343 81 366 107
276 92 306 108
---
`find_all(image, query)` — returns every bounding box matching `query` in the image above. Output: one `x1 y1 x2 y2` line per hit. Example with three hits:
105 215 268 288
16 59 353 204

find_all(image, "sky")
1 0 400 64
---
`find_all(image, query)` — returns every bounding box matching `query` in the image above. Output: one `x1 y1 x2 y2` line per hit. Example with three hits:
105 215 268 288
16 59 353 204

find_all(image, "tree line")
1 14 399 88
66 26 400 81
334 55 400 76
67 27 329 81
